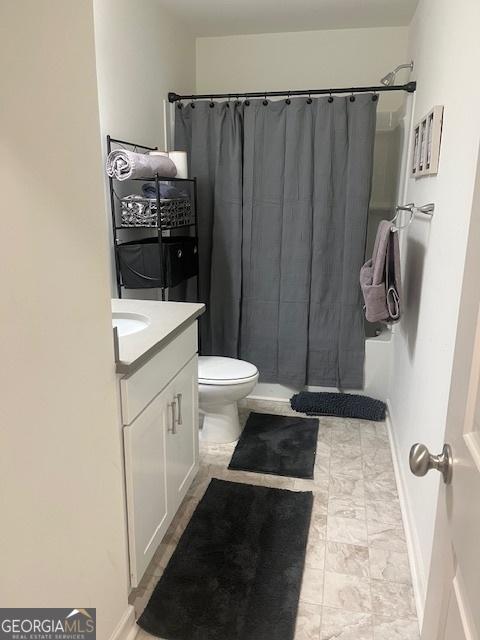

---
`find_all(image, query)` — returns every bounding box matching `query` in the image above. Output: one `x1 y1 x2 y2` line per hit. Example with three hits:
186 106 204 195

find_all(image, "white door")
123 387 169 587
165 355 199 514
420 155 480 640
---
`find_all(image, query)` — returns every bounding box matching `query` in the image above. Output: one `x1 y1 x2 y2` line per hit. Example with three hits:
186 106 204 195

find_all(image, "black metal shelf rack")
107 135 199 301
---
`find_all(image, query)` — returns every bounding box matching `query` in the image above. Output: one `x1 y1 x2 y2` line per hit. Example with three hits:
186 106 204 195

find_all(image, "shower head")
380 61 414 86
380 71 396 86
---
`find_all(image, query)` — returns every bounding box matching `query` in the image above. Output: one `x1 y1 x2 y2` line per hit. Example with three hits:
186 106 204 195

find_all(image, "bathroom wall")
0 1 130 638
93 0 196 296
196 26 409 113
388 0 480 620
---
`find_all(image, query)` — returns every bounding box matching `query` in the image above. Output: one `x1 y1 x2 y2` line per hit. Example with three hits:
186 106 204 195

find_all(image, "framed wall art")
411 105 444 178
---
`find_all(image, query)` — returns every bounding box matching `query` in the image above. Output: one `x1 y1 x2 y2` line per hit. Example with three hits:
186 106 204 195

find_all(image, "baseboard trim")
386 399 426 627
109 605 137 640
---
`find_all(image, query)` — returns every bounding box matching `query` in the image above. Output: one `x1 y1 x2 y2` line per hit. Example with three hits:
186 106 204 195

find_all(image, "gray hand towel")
106 149 177 181
360 219 402 323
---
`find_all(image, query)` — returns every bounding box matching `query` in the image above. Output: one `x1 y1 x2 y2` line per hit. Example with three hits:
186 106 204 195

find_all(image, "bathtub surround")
175 95 377 388
228 413 319 478
138 478 312 640
251 331 393 402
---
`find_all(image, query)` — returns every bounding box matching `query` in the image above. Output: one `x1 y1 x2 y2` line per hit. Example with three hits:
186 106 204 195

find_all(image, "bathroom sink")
112 312 150 337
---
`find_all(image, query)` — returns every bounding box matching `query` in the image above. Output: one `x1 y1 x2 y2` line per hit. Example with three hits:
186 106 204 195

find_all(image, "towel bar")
391 202 434 231
396 202 434 216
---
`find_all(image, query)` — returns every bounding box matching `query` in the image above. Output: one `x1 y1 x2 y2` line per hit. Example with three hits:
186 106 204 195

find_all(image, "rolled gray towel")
106 149 177 181
141 183 188 199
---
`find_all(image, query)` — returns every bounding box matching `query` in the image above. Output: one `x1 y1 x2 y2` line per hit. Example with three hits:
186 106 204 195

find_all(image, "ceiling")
160 0 418 37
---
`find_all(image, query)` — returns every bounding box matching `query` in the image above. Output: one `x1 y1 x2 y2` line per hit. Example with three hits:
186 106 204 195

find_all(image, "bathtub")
248 328 392 402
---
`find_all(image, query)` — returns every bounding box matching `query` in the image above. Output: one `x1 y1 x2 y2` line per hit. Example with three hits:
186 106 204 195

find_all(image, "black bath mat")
228 412 319 479
290 391 386 421
138 478 313 640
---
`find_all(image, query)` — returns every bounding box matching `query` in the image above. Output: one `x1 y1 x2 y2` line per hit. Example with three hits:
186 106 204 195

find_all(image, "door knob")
409 443 453 484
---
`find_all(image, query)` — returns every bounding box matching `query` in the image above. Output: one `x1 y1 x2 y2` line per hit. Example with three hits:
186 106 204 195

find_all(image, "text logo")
0 608 96 640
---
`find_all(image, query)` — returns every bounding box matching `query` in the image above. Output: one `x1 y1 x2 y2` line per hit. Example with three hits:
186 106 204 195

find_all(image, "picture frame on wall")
411 105 444 178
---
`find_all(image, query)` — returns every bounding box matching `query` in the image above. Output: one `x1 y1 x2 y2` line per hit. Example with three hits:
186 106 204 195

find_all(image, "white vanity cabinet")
120 323 199 587
164 356 198 516
123 387 169 586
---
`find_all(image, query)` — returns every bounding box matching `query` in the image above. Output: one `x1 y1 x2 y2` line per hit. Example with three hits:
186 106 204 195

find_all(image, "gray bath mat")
138 478 313 640
290 391 386 421
228 412 319 479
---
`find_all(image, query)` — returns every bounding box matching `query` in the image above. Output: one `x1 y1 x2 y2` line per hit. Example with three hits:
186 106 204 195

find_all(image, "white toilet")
198 356 259 444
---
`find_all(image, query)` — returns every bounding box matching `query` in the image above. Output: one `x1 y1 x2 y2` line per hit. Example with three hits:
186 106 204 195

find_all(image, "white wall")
0 2 130 639
197 26 409 112
388 0 480 620
93 0 196 295
94 0 195 149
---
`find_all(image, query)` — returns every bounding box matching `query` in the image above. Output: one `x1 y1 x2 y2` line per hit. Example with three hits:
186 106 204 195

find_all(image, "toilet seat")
198 356 258 386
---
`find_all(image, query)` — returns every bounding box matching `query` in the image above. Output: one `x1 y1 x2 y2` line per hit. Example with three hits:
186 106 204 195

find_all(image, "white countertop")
112 299 205 374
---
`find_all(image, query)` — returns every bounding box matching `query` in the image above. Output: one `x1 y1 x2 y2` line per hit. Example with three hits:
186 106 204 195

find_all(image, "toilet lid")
198 356 258 385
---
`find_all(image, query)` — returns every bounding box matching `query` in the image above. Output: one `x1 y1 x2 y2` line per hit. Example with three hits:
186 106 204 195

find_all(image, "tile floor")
132 398 419 640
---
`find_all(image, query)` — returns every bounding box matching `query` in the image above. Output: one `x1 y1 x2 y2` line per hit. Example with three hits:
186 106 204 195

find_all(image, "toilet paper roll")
168 151 188 179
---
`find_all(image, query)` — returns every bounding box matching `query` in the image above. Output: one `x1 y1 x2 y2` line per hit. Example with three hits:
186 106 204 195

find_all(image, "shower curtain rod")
168 81 416 103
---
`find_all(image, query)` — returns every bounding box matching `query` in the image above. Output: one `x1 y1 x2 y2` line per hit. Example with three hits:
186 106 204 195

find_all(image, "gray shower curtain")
175 94 377 388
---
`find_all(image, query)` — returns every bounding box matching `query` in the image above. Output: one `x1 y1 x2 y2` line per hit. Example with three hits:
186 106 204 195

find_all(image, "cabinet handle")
169 401 177 434
176 393 183 425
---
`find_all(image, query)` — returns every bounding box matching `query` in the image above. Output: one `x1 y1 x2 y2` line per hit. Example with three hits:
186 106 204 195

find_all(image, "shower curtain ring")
263 92 268 106
286 91 291 105
328 91 333 103
350 92 356 102
307 91 312 104
372 91 378 102
190 100 195 109
245 95 250 106
209 96 215 108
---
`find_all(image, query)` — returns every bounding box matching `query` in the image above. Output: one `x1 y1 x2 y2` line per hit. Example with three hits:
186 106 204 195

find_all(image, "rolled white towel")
106 149 177 180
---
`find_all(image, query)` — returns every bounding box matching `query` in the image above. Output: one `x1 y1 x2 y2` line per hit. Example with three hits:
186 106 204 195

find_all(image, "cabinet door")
165 355 199 514
123 388 169 587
